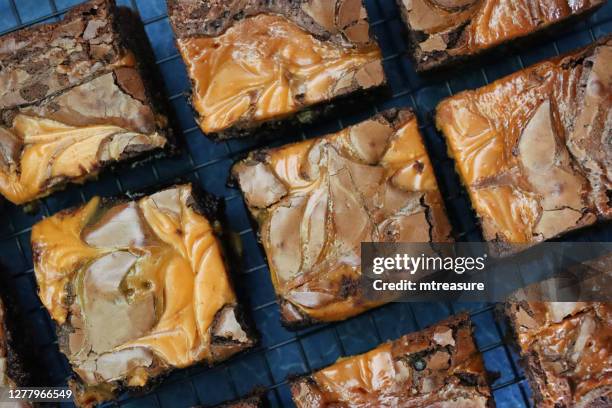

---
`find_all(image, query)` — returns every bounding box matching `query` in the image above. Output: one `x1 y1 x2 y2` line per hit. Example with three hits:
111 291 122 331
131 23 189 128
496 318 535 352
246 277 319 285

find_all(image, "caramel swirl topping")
436 38 611 248
32 185 251 391
0 69 169 205
0 114 166 205
234 110 452 325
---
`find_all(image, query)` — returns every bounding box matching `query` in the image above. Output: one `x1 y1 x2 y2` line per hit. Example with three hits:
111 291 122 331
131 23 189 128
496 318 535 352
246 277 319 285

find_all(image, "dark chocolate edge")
32 181 258 406
114 5 178 153
187 182 260 358
502 301 550 407
396 1 604 73
0 304 31 387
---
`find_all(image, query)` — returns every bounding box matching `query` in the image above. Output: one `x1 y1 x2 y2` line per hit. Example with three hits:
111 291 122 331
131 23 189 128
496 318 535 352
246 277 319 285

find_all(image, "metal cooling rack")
0 0 611 406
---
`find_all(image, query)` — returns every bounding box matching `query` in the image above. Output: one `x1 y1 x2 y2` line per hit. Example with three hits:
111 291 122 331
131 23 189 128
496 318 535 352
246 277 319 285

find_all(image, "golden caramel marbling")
436 37 611 252
234 109 452 327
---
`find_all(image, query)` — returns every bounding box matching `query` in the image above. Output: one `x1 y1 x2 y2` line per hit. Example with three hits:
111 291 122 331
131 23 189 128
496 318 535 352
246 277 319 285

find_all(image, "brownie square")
167 0 387 140
291 313 493 407
436 37 611 256
31 184 256 407
0 0 172 205
506 299 611 406
233 109 453 328
396 0 605 71
506 254 612 407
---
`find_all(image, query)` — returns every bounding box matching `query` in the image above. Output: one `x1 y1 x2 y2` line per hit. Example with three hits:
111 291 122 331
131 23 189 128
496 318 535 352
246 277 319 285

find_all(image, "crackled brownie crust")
436 37 612 256
31 184 256 408
233 109 453 327
291 313 493 407
0 0 172 205
168 0 386 140
396 0 605 71
506 300 612 407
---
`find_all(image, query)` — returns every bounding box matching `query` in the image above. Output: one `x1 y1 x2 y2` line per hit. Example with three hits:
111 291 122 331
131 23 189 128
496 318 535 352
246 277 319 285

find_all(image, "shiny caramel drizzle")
0 114 166 205
178 14 382 133
235 112 452 323
32 185 236 385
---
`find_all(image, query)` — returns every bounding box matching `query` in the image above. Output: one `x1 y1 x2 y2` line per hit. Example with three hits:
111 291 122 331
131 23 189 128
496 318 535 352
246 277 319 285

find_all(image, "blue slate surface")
0 0 611 407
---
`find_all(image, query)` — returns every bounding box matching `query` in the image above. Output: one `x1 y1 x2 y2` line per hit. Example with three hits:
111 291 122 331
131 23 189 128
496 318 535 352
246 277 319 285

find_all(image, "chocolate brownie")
506 299 611 407
436 36 612 256
167 0 387 140
31 184 256 407
233 109 453 328
291 313 493 407
396 0 605 71
0 0 172 205
506 254 612 407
